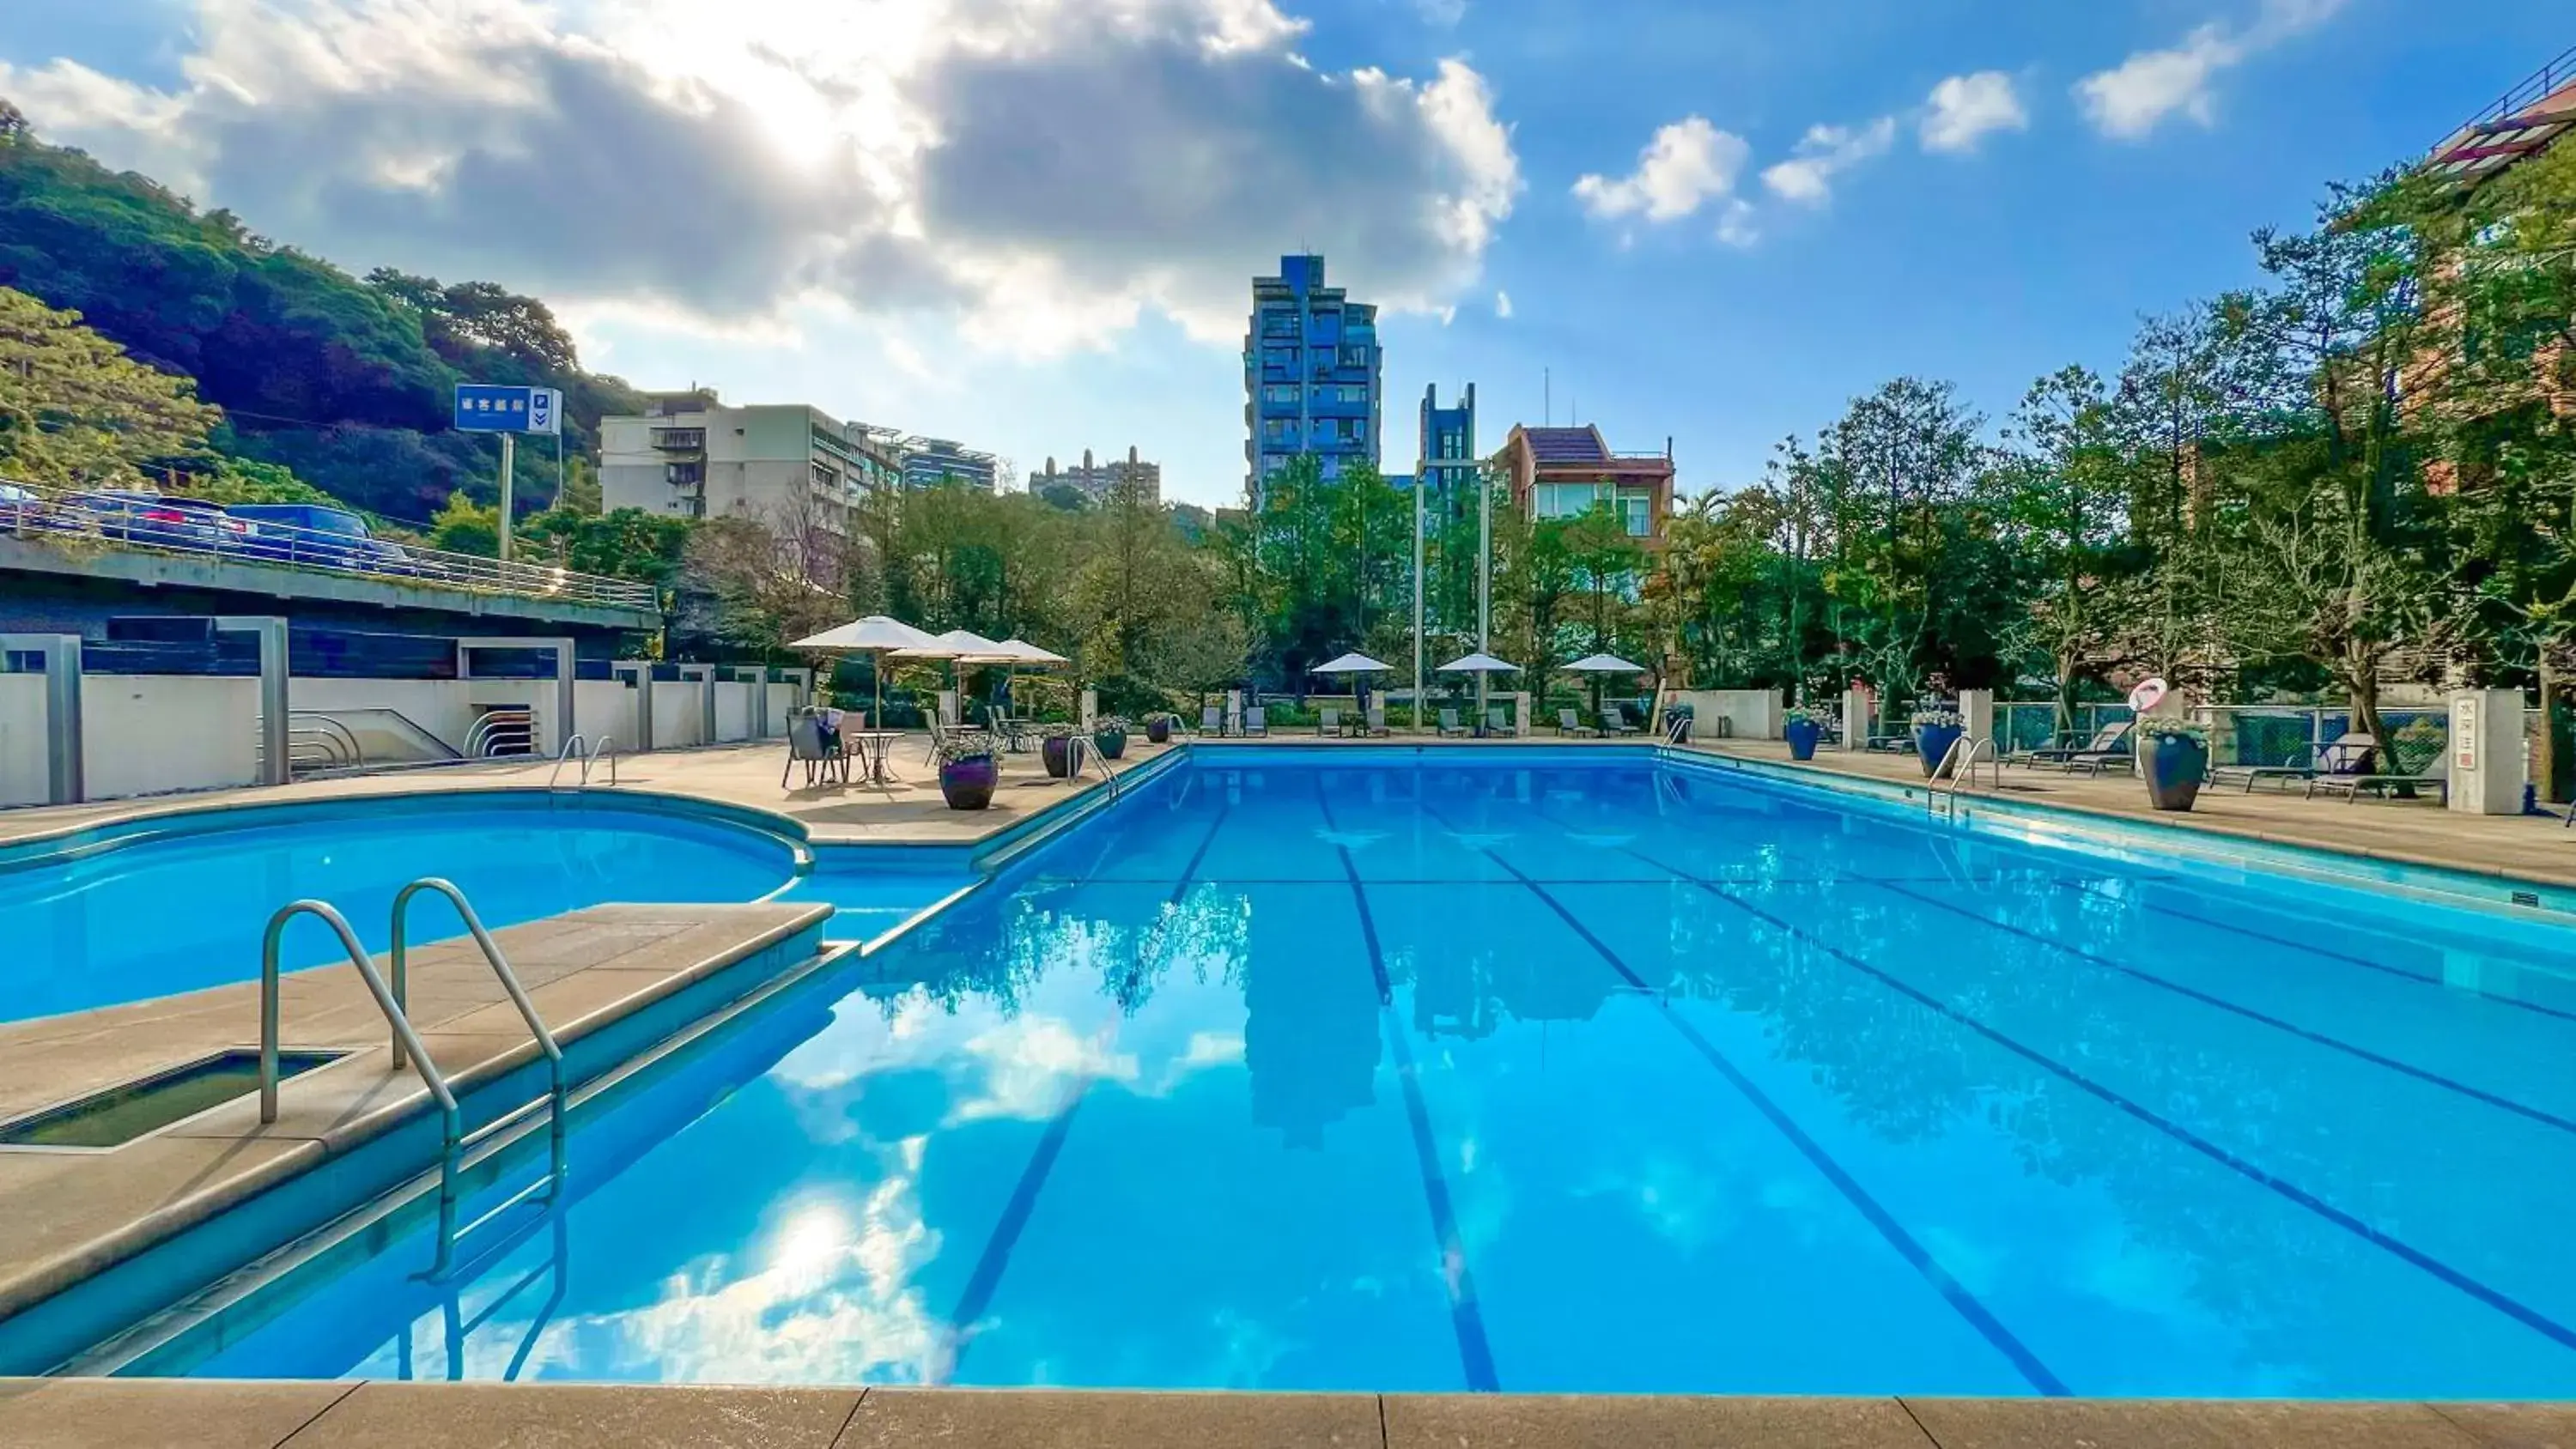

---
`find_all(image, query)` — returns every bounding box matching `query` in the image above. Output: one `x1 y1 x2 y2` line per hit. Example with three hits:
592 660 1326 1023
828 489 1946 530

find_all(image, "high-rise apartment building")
1028 446 1162 507
1413 383 1478 524
598 391 901 532
1243 254 1382 504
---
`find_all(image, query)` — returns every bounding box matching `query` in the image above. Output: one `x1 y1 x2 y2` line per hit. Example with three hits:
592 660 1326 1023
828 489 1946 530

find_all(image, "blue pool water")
0 798 803 1022
136 751 2576 1396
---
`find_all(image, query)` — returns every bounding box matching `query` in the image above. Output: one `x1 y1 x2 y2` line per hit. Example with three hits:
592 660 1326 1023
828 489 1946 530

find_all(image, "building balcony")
651 427 706 451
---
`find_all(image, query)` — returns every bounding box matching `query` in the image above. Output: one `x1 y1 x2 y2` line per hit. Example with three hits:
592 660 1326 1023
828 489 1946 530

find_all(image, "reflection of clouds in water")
401 1142 944 1385
952 1016 1135 1124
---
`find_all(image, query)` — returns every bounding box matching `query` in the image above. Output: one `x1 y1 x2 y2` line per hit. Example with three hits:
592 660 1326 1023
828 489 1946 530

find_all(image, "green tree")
0 285 221 484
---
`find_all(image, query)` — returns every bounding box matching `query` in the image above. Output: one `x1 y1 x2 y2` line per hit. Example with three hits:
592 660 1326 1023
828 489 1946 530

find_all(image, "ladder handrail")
1925 735 2001 821
389 877 570 1277
260 901 457 1134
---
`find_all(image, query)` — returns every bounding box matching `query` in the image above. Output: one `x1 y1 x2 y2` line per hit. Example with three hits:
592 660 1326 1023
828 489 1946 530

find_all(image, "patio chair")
2014 720 2133 773
1200 706 1224 737
2208 731 2369 793
1557 707 1598 738
1364 706 1391 737
1317 706 1340 737
1602 705 1641 737
781 714 846 790
1486 706 1511 736
1437 707 1467 737
1243 706 1269 737
2305 740 2445 804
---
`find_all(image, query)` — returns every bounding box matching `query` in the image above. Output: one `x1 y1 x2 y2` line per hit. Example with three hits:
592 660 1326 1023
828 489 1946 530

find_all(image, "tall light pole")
1412 452 1425 732
1476 457 1492 724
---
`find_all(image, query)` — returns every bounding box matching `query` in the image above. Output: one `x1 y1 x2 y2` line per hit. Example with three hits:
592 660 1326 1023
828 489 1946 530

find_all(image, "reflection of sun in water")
770 1199 854 1290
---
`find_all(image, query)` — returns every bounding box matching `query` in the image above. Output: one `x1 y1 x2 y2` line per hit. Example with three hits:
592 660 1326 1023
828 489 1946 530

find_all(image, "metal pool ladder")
258 880 569 1277
1926 735 2000 822
545 732 617 791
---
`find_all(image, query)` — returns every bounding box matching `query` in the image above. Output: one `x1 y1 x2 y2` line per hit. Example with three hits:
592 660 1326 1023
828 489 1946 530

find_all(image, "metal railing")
259 898 456 1129
465 708 536 758
285 713 362 773
0 475 656 611
545 733 617 790
389 878 568 1276
1926 735 1999 821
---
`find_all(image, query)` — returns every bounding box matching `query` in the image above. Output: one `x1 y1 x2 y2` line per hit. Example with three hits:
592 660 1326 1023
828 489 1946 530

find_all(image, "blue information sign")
453 384 562 435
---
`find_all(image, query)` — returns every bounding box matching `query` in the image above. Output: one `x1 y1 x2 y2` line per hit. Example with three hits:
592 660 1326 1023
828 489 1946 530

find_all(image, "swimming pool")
0 796 805 1023
101 749 2576 1396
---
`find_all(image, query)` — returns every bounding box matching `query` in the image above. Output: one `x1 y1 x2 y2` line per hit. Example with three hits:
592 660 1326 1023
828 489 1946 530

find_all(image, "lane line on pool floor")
1852 877 2576 1139
1615 847 2576 1364
934 804 1231 1383
1571 779 2576 1139
2062 878 2576 1028
1317 781 1503 1393
1454 842 2068 1397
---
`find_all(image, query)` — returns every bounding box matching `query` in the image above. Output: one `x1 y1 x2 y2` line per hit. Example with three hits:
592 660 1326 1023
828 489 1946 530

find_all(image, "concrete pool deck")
0 1381 2567 1448
3 728 2566 888
1687 738 2576 892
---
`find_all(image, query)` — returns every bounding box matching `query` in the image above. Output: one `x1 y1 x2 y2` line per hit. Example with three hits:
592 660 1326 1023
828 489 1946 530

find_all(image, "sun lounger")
1200 706 1224 737
2305 747 2445 804
2012 720 2132 772
1558 707 1598 737
1487 706 1510 736
1243 706 1269 737
1437 707 1467 737
1364 706 1391 737
2208 732 2369 792
1603 706 1640 737
1317 707 1340 737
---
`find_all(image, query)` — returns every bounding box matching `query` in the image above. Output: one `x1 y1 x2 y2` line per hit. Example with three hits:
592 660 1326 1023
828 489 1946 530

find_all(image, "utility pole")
1413 451 1425 732
497 432 516 563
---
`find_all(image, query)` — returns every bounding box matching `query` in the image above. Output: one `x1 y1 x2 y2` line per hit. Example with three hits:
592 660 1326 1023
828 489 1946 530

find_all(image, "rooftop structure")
1029 447 1162 507
1492 423 1675 546
2427 43 2576 187
899 437 999 493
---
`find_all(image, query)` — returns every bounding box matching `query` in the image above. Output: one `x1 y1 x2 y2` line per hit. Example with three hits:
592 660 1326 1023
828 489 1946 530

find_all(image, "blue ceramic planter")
1784 719 1822 761
1913 724 1964 777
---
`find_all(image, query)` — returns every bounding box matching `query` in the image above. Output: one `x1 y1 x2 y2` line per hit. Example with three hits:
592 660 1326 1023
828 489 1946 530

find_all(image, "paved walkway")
0 737 1186 850
1690 739 2576 891
0 1381 2561 1448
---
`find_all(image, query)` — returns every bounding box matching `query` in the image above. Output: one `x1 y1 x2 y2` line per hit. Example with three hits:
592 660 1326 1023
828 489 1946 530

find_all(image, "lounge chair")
1487 706 1510 736
2305 743 2445 804
2208 731 2368 792
2013 720 2133 773
1603 705 1641 737
1200 706 1224 737
1364 706 1391 737
1557 707 1598 738
1317 706 1340 737
781 715 846 789
1243 706 1269 737
1437 707 1467 737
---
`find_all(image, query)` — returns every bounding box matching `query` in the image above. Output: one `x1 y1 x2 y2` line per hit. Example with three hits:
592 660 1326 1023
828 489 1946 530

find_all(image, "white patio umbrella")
1437 651 1520 732
788 615 942 728
991 638 1069 717
1312 651 1394 675
892 628 1018 726
1563 652 1646 728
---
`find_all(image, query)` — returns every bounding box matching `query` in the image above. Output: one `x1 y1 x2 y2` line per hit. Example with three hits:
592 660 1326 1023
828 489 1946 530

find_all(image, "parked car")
64 490 258 552
223 503 413 575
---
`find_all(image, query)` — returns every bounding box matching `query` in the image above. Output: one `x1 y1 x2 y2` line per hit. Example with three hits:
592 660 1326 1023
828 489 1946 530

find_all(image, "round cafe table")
842 731 904 785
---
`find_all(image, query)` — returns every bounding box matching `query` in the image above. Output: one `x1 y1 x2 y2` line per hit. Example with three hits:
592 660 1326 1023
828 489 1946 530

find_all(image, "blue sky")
1 0 2567 506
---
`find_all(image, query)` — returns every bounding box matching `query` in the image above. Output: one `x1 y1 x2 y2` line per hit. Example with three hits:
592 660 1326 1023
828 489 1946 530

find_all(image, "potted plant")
1911 707 1965 779
1039 723 1087 779
1091 715 1131 761
1783 706 1826 761
1144 711 1178 745
2138 717 2209 811
936 731 1001 811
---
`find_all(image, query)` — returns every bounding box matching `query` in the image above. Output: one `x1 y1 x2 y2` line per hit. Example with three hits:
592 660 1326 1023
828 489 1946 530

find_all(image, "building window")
812 463 840 491
1622 495 1651 537
1263 385 1298 405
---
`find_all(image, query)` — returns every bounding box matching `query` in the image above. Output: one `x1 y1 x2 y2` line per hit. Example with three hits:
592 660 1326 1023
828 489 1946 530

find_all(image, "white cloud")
1413 0 1468 24
0 0 1522 356
1759 116 1896 207
1494 288 1512 318
2075 0 2349 139
1921 71 2026 154
1715 198 1759 248
1572 115 1751 224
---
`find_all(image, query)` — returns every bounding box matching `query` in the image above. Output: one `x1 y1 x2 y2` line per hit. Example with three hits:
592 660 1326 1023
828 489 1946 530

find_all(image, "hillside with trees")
0 100 641 522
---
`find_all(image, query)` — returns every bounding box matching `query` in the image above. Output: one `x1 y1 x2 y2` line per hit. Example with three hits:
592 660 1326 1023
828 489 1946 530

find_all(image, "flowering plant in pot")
1091 715 1132 761
1911 707 1965 779
2137 717 2209 811
935 731 1001 811
1783 706 1826 761
1038 722 1088 779
1144 711 1179 744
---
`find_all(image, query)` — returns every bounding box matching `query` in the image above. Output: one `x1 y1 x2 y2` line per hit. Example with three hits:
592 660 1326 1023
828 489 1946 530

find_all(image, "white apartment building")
599 392 904 533
1027 446 1162 507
